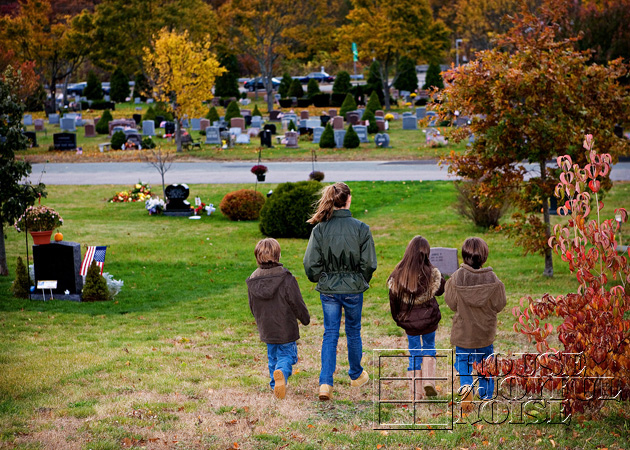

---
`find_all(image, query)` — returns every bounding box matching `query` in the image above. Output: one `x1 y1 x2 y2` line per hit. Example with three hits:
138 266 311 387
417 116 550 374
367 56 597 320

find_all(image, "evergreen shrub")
12 256 30 298
206 106 220 123
344 125 360 148
111 130 126 150
307 78 320 98
252 104 262 117
219 189 265 221
288 79 304 98
95 110 113 135
278 73 293 98
312 93 330 107
82 260 109 301
224 101 242 123
362 108 379 134
339 93 357 117
84 71 103 100
331 93 347 107
332 71 351 94
259 181 321 238
319 123 335 148
366 90 382 113
110 67 130 103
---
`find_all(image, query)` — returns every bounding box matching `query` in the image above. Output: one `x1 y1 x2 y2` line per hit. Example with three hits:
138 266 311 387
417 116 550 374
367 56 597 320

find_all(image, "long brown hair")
388 236 434 299
307 182 351 224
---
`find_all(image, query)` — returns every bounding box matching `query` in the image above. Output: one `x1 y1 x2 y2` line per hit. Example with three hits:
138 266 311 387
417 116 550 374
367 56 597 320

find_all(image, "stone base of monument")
30 292 82 302
163 209 193 216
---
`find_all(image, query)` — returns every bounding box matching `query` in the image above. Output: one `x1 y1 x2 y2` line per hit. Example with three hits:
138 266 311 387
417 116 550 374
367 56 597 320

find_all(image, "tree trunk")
175 113 182 153
0 225 9 276
541 160 554 277
380 64 391 111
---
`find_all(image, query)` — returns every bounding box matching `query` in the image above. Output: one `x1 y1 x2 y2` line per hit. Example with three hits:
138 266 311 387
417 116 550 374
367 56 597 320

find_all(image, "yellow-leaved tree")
143 28 225 152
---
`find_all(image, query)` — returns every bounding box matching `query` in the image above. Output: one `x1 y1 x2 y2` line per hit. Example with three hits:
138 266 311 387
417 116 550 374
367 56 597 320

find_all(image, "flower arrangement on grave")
145 196 166 215
384 113 394 121
251 165 268 176
410 93 417 98
14 205 64 232
109 181 153 202
193 202 216 216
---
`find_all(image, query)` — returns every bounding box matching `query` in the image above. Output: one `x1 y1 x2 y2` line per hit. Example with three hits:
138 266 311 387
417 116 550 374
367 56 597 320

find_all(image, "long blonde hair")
307 182 351 224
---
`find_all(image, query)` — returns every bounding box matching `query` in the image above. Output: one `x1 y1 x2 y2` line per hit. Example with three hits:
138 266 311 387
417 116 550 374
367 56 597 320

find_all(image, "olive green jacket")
303 209 377 294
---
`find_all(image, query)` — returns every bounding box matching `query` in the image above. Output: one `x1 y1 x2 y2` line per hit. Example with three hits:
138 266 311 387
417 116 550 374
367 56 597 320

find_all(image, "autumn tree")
219 0 328 112
0 70 47 276
0 0 95 112
437 2 630 276
339 0 450 109
143 28 225 153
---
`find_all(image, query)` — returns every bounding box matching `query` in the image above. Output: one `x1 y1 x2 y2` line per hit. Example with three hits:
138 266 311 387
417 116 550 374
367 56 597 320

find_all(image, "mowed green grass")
1 181 629 449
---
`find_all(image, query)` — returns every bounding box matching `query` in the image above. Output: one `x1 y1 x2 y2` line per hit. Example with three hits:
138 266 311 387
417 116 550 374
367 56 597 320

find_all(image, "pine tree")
365 90 382 114
82 260 109 301
423 62 444 90
110 68 130 103
278 73 293 98
143 106 156 123
134 72 150 100
224 101 242 123
319 123 335 148
95 110 113 135
84 71 103 100
252 104 262 117
343 125 360 148
394 56 418 93
206 106 220 123
362 108 379 134
214 54 240 98
12 256 30 298
288 79 304 98
339 93 357 117
365 61 384 104
307 78 320 98
288 120 296 131
332 71 351 94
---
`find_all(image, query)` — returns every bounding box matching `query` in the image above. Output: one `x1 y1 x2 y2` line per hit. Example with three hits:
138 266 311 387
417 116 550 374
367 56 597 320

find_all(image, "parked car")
299 71 335 83
243 77 281 91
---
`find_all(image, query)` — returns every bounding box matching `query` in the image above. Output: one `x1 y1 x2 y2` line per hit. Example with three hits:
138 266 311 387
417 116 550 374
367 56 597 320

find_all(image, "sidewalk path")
27 160 630 185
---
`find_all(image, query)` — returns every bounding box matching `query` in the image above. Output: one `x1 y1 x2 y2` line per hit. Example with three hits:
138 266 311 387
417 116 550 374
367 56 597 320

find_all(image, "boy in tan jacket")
445 237 506 408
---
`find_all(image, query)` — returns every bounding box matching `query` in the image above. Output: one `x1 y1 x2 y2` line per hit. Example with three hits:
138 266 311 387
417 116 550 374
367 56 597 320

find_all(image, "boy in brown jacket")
445 237 506 407
247 238 310 399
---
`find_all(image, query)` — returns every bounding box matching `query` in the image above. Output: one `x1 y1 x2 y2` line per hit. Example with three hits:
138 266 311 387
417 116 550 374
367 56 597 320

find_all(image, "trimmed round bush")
206 106 220 123
362 108 379 134
143 105 156 123
344 125 360 149
259 181 322 238
319 123 335 148
95 109 113 135
224 100 242 123
339 93 357 117
220 189 265 221
111 130 126 150
278 73 292 98
333 71 351 94
307 78 320 98
252 104 262 117
288 79 304 98
110 67 130 103
312 93 330 107
366 90 382 114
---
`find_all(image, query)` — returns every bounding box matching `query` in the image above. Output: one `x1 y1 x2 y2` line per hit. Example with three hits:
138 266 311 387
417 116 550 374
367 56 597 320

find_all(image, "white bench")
98 142 111 152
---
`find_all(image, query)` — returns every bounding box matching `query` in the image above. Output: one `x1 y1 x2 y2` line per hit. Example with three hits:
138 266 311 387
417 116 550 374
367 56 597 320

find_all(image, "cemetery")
1 0 630 449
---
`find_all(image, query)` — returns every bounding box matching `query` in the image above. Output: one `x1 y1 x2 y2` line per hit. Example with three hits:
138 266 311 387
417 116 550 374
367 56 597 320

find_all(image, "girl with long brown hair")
388 236 445 400
303 182 377 401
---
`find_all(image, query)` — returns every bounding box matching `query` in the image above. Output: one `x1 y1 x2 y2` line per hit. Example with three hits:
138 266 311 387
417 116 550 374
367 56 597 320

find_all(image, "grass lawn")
20 101 463 163
1 180 629 449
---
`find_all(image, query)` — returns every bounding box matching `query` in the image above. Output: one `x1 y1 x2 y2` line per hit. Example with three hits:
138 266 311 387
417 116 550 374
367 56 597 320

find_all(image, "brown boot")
409 370 423 402
460 386 474 413
422 357 438 397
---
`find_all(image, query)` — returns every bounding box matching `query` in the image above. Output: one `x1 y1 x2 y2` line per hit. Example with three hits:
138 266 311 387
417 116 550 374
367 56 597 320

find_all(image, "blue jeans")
454 344 495 400
407 331 437 371
320 293 364 386
267 342 298 389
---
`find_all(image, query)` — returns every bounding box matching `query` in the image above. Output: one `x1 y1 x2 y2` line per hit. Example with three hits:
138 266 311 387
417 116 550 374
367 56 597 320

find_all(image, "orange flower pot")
30 230 53 245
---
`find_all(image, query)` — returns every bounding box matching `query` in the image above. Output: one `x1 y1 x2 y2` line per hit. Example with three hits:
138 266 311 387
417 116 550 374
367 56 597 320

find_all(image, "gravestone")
164 121 175 135
260 129 273 148
334 129 346 148
247 127 260 138
402 116 418 130
402 111 413 117
320 115 331 127
236 134 251 144
332 116 344 130
269 110 281 121
251 116 263 128
112 126 125 135
108 119 136 135
328 109 337 118
376 119 386 131
181 118 189 128
205 126 221 144
456 116 470 127
32 241 83 301
299 119 307 130
426 111 438 126
416 107 426 119
34 119 45 131
104 95 110 102
24 131 37 147
355 109 365 120
23 114 33 126
241 109 251 117
375 110 385 118
84 123 96 137
229 127 243 136
305 119 320 130
354 125 369 143
132 114 142 125
134 97 141 104
147 99 154 104
346 112 360 125
142 120 155 136
155 115 164 127
244 115 252 127
191 118 201 131
429 247 459 276
263 123 277 135
231 117 245 132
48 113 60 125
300 110 309 120
53 132 77 151
374 133 390 148
199 119 210 131
312 126 324 144
60 117 77 132
164 184 192 216
125 133 142 147
285 130 298 148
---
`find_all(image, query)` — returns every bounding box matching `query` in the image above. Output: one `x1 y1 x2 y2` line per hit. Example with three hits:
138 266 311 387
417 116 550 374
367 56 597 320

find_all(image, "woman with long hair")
303 182 377 400
388 236 445 400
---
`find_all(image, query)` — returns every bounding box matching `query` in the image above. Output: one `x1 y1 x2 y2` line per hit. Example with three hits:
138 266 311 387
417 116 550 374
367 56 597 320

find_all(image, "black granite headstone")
155 115 165 127
53 132 77 151
260 129 273 148
24 131 38 148
244 115 252 127
320 115 331 127
165 121 175 135
164 184 192 216
32 241 83 301
133 114 142 125
263 123 277 135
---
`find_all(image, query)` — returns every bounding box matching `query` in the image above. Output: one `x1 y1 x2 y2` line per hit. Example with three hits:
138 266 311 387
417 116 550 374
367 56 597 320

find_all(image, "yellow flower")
135 184 142 189
410 93 417 98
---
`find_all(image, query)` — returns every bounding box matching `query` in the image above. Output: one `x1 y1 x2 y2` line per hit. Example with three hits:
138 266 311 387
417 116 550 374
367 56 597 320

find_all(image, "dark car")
299 71 335 83
243 77 281 91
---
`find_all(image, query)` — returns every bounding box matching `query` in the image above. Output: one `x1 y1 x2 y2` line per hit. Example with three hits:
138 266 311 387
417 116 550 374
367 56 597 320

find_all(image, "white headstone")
48 113 60 125
60 117 77 132
205 126 221 144
23 114 33 126
354 125 369 143
429 247 459 276
334 129 346 148
312 126 324 144
191 118 201 131
402 116 418 130
235 134 251 144
142 120 155 136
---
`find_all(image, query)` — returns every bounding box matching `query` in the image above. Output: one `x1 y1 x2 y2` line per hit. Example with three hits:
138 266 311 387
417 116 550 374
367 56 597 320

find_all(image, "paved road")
28 160 630 185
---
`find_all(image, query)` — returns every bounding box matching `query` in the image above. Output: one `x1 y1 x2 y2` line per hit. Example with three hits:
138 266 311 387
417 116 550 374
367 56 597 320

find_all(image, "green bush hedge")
343 125 360 148
111 130 126 150
259 181 322 238
219 189 265 221
319 123 335 148
95 110 113 135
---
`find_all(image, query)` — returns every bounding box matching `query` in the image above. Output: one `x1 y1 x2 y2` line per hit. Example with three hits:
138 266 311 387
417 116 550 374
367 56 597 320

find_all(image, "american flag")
80 246 107 276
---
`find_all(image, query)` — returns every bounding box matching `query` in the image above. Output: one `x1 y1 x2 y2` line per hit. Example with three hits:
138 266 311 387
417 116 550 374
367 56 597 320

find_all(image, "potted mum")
14 205 64 245
251 164 268 182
